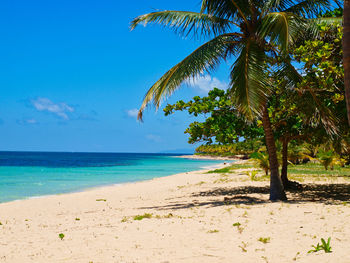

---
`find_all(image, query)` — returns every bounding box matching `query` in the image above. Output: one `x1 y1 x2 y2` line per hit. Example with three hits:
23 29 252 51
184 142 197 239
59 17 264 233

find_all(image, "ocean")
0 151 226 203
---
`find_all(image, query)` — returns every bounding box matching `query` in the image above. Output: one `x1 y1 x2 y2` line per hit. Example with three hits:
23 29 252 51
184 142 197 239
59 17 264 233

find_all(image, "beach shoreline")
0 159 230 206
0 160 349 262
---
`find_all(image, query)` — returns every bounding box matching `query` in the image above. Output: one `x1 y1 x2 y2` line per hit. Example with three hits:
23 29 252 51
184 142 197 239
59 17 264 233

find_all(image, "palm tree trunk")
281 137 289 188
262 105 287 201
344 0 350 125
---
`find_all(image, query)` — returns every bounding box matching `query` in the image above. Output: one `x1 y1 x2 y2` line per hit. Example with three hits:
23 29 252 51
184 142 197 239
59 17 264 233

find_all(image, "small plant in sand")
75 218 80 221
245 170 259 181
308 237 332 253
163 213 174 218
96 199 107 202
58 233 65 240
0 222 2 225
207 229 219 233
121 217 128 222
233 222 244 233
133 213 152 221
258 237 270 244
239 241 248 252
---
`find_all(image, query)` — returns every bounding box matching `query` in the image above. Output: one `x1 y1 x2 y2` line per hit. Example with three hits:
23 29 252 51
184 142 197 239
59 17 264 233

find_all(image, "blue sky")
0 0 231 153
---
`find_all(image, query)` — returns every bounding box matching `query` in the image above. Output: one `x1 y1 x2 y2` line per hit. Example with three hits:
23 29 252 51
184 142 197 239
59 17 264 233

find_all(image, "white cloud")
31 97 74 120
146 134 162 143
186 75 227 93
126 108 139 118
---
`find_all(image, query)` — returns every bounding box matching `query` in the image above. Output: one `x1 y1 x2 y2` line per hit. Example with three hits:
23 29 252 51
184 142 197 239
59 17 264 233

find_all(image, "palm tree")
131 0 328 201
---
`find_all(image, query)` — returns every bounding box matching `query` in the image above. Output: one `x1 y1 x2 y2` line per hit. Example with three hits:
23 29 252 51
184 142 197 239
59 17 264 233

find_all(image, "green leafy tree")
131 0 329 201
294 22 349 153
163 88 264 145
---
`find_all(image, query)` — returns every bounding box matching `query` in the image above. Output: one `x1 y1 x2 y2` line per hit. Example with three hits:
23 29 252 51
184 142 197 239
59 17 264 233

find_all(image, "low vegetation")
133 213 153 221
208 162 350 182
258 237 271 244
308 237 332 253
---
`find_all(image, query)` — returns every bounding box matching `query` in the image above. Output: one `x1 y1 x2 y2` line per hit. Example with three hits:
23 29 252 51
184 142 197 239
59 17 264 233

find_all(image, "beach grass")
208 162 350 181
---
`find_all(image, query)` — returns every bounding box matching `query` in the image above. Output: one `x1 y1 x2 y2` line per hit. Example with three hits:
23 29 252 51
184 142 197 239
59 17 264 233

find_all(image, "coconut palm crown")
131 0 329 200
131 0 328 120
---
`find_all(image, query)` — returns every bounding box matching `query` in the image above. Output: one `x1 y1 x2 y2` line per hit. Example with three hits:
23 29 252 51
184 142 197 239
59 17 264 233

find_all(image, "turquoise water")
0 152 225 203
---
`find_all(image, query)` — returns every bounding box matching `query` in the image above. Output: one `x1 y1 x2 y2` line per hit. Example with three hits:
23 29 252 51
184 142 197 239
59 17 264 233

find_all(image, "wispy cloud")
16 118 38 125
146 134 162 143
187 75 227 93
31 97 74 120
126 108 139 119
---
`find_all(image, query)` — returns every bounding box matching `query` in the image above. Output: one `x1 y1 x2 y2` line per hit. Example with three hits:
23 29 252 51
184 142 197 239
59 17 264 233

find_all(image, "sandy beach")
0 160 350 263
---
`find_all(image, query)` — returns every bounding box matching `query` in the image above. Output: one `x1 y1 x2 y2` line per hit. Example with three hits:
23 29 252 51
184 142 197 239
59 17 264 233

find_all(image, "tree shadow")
138 183 350 211
288 183 350 203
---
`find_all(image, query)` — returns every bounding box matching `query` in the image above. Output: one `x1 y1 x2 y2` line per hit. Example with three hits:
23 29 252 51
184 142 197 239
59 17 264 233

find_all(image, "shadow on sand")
139 183 350 211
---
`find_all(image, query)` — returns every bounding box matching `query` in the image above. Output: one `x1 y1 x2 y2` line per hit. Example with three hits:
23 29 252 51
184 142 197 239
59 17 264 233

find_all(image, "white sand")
0 162 349 263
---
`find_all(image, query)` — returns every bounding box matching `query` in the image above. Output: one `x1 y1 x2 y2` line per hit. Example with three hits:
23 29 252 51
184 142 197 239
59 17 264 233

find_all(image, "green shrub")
133 213 152 220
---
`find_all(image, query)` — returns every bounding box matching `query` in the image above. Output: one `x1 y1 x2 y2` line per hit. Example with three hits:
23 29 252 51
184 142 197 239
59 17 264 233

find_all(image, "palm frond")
259 12 308 53
276 57 302 88
229 39 270 118
259 12 292 53
138 34 241 120
284 0 330 17
262 0 294 14
201 0 250 21
130 10 233 38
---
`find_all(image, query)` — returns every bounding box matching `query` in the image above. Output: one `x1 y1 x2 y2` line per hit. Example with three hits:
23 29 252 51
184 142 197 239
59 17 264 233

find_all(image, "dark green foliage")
58 233 65 240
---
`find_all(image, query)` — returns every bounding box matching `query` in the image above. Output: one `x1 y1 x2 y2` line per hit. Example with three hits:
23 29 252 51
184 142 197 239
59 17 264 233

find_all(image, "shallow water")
0 152 226 203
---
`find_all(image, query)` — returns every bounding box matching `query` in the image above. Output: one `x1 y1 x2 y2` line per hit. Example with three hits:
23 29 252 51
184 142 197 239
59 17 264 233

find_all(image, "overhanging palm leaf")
137 34 240 120
260 12 293 52
229 39 269 117
259 12 308 53
284 0 330 17
200 0 248 20
130 11 235 38
263 0 330 16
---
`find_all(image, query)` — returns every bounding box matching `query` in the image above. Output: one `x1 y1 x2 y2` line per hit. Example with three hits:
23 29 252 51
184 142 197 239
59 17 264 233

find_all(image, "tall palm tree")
131 0 328 201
